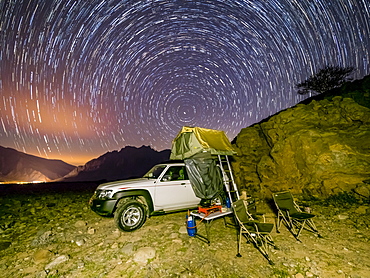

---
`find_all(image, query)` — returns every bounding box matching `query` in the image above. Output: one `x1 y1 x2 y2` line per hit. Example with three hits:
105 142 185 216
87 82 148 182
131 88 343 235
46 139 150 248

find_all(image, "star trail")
1 0 369 165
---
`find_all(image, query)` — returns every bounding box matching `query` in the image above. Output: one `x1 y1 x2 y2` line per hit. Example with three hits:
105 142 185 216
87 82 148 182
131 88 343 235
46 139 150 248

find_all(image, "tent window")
175 133 191 153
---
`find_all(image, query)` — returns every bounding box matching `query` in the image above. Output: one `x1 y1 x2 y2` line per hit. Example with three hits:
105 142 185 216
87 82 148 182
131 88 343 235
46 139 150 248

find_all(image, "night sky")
1 0 369 166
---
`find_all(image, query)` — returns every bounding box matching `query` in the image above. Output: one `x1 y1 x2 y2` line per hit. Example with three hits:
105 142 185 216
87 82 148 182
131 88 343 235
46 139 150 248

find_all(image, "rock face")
232 96 370 198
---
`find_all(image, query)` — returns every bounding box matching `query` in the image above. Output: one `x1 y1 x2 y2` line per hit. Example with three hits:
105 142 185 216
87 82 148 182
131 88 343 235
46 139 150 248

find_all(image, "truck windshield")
143 165 166 179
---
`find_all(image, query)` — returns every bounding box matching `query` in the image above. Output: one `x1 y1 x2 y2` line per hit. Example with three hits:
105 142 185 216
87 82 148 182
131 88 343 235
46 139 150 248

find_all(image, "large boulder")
232 96 370 198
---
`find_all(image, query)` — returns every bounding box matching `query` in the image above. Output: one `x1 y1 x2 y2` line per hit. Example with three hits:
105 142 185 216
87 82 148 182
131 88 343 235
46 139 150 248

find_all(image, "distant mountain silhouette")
0 146 75 182
62 145 171 182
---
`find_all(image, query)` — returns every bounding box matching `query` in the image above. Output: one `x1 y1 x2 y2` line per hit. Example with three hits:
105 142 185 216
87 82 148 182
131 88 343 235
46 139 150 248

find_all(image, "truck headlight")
96 189 114 199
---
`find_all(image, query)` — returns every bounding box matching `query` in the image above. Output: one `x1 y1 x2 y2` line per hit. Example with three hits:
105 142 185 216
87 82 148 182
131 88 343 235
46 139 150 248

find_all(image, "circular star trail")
1 0 369 165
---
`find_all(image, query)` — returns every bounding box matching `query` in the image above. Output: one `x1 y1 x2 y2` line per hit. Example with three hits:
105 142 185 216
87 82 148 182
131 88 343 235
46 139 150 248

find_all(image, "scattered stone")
44 255 69 270
179 226 187 234
1 186 370 277
172 239 182 244
74 220 87 228
74 237 85 246
31 230 53 246
33 249 52 264
337 214 349 220
295 273 304 278
170 232 178 238
121 243 134 255
110 229 121 239
36 270 48 278
77 260 85 269
133 247 156 264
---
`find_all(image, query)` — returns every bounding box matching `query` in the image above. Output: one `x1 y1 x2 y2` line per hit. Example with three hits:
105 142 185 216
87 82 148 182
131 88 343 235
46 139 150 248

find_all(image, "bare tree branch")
296 66 355 95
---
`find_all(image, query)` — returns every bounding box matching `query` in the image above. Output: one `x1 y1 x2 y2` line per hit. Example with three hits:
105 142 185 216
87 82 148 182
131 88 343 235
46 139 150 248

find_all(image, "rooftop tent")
170 127 236 205
170 126 236 160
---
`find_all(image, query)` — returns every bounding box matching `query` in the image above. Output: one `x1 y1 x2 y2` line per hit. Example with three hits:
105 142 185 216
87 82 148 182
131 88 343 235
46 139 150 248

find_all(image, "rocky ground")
0 182 369 278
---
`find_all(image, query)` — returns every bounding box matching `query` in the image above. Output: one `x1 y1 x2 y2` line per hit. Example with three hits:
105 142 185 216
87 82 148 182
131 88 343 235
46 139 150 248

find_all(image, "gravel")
1 183 369 278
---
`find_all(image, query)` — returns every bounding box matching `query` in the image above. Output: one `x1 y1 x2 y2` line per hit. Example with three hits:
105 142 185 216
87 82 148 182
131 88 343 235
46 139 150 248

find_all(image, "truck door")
154 166 200 210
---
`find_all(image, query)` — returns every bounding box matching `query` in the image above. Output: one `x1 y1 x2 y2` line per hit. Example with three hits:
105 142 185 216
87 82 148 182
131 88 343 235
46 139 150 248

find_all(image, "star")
0 0 369 165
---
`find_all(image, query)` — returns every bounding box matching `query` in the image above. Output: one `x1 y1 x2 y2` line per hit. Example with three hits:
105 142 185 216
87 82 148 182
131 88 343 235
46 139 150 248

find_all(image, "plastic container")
225 196 231 208
186 215 197 236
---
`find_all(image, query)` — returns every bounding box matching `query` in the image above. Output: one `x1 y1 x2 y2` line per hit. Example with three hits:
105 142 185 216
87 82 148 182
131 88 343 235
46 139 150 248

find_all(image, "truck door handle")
181 183 186 185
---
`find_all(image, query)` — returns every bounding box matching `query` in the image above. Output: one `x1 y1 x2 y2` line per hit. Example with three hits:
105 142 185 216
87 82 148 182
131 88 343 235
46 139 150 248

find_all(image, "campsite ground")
0 183 369 278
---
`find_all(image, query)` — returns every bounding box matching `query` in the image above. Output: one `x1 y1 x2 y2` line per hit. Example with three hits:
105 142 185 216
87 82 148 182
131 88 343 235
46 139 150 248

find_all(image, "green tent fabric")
170 126 236 160
170 127 236 203
184 152 224 201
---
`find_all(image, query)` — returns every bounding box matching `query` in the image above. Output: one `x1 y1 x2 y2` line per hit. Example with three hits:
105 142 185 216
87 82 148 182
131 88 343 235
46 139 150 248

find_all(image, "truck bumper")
89 198 117 216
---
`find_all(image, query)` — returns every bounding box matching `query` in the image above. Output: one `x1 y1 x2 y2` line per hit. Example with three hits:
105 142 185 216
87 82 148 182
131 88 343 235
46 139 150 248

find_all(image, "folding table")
190 209 234 244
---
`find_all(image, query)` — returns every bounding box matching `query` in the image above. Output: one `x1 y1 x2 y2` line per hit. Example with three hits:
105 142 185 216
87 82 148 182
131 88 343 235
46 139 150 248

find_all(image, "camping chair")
272 191 322 241
232 199 276 265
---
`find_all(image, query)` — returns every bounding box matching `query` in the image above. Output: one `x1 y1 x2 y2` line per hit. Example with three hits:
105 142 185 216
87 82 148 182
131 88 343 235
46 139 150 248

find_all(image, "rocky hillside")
62 145 170 182
0 146 75 183
232 95 370 199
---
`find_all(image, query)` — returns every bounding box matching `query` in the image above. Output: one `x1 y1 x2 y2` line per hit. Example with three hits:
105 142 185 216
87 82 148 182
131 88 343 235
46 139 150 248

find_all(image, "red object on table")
198 205 222 216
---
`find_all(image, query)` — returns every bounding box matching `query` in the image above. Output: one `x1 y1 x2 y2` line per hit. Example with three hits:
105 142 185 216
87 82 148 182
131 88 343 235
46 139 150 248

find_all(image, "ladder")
217 154 239 204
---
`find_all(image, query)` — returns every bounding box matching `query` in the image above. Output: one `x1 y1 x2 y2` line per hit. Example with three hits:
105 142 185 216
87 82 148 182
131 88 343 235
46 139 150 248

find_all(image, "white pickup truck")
89 161 200 231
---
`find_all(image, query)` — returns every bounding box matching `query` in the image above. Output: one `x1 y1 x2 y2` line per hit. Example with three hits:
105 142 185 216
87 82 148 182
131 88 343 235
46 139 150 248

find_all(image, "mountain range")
62 146 170 182
0 145 170 183
0 146 75 182
3 75 369 185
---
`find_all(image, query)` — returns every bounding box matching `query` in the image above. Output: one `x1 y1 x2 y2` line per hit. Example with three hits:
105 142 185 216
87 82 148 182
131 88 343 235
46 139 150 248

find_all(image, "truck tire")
114 199 147 232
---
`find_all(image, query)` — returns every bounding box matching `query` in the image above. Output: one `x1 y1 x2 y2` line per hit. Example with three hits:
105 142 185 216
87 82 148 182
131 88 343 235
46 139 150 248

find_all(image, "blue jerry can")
186 215 197 236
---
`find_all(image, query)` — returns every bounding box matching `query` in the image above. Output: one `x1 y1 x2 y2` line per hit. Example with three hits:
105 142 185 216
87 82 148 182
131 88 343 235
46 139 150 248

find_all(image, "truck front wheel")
114 199 147 232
